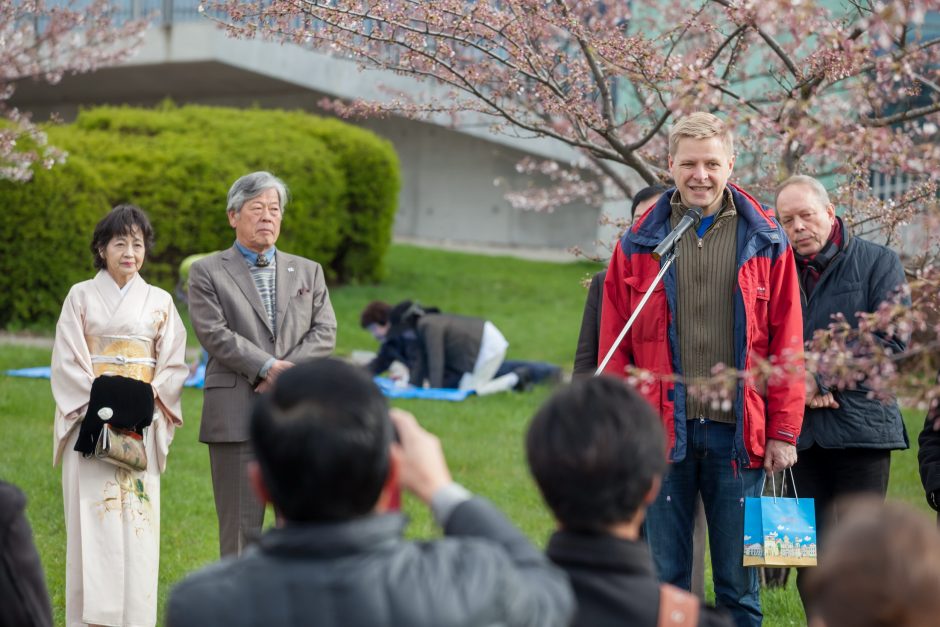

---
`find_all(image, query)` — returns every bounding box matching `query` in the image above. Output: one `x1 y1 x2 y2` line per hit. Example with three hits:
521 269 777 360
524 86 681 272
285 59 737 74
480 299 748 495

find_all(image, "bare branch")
709 0 801 78
590 156 636 198
552 0 616 133
625 109 673 151
866 101 940 128
705 24 747 70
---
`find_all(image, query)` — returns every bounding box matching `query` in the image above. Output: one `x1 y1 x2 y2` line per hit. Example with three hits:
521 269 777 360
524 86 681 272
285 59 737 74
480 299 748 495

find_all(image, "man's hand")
254 360 294 393
808 392 839 410
764 439 798 473
805 372 839 410
266 359 294 383
389 408 452 504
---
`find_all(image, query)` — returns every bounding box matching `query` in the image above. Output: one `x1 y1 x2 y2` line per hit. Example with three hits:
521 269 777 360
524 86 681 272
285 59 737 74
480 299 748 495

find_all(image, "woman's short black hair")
90 204 155 270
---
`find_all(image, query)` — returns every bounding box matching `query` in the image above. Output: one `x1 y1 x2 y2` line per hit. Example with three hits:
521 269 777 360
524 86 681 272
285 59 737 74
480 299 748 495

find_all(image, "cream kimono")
51 271 188 627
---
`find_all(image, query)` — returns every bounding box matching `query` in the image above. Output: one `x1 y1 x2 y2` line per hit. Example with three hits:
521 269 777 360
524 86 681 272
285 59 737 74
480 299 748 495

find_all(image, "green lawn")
0 244 932 626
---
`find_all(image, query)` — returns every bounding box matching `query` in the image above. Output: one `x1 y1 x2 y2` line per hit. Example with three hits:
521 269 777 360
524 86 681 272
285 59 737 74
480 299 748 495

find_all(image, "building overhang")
13 20 583 164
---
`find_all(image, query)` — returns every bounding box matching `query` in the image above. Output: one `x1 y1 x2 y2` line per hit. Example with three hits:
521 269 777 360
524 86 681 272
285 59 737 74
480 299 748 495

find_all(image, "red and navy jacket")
598 184 805 470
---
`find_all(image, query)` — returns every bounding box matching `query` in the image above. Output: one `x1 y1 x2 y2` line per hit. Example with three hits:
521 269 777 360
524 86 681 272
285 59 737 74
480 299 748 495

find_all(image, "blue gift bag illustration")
743 469 817 567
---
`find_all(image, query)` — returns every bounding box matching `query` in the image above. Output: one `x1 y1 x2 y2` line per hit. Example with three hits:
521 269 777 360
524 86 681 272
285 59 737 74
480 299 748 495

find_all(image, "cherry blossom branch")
867 101 940 128
1 0 145 181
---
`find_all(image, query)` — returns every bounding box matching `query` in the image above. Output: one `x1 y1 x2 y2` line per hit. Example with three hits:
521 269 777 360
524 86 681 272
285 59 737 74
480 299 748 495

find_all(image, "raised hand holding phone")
389 408 453 505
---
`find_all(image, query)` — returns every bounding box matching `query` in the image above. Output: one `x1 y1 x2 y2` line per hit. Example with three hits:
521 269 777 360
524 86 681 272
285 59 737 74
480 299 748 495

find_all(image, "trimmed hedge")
0 104 400 328
0 157 110 327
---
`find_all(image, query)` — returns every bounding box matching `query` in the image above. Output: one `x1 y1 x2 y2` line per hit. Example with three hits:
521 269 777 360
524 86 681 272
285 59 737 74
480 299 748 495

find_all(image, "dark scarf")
794 217 844 296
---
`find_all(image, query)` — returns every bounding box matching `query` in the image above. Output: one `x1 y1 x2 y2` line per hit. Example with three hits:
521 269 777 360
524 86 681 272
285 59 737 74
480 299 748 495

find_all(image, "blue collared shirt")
234 240 276 267
234 241 277 379
696 214 716 238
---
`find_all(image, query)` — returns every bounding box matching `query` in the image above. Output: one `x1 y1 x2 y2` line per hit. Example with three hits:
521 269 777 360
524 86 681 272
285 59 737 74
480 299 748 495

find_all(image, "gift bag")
743 469 817 568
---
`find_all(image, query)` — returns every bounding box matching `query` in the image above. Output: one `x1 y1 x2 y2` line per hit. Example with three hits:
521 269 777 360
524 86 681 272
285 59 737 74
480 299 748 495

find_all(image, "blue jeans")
644 419 764 627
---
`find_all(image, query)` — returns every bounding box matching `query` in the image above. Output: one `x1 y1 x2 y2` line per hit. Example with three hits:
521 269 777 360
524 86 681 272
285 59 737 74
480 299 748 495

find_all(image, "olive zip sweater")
670 189 739 424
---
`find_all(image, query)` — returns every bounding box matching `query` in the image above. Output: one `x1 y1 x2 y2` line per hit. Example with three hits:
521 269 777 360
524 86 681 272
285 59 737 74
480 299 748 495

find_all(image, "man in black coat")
526 376 733 627
775 174 910 601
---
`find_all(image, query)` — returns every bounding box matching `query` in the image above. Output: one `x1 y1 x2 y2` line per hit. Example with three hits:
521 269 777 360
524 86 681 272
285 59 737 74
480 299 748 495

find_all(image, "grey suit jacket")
189 246 337 443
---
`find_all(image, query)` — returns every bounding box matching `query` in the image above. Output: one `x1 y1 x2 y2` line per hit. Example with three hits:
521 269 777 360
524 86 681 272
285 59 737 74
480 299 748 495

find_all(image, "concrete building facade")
13 5 635 259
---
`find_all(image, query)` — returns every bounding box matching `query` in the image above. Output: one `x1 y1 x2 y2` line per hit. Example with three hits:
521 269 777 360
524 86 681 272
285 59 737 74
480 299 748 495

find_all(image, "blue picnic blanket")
4 366 52 379
4 367 473 401
373 376 473 401
4 365 207 388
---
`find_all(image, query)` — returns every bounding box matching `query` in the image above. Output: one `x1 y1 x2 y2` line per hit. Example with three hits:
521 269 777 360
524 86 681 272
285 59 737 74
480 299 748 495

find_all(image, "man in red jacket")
598 112 805 627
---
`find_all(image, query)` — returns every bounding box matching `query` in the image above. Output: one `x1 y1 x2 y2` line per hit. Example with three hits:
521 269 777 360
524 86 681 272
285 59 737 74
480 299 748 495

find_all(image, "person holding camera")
167 358 573 627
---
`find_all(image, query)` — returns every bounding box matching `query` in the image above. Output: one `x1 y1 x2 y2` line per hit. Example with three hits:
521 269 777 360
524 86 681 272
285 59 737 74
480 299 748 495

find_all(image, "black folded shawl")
73 375 155 455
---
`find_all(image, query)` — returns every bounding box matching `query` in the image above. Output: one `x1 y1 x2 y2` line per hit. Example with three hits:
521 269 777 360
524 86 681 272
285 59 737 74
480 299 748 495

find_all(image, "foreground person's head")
250 358 396 523
526 376 667 535
803 498 940 627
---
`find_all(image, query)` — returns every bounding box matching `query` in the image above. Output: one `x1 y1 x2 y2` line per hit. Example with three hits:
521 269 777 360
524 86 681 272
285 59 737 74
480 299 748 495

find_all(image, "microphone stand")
595 247 679 377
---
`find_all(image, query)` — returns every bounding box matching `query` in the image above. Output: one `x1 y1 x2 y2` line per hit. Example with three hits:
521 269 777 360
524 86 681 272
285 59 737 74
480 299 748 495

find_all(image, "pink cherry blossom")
0 0 146 181
203 0 940 402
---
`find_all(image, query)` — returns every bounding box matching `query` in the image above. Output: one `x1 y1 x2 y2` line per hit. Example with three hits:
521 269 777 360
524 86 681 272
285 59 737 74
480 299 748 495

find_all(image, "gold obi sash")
86 335 156 383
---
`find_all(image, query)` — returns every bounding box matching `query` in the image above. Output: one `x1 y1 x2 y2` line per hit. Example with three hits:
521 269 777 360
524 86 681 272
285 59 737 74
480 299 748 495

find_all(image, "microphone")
652 207 703 261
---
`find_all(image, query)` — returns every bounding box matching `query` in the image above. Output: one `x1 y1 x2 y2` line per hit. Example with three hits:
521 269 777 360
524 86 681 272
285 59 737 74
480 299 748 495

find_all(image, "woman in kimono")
51 205 188 627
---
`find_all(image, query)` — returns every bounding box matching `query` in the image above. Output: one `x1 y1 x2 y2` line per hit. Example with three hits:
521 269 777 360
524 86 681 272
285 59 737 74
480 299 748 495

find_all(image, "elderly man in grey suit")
189 171 337 557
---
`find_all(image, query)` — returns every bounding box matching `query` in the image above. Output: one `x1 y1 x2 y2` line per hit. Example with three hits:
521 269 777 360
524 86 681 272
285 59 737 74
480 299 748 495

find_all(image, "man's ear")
248 461 272 506
643 475 662 506
374 445 402 513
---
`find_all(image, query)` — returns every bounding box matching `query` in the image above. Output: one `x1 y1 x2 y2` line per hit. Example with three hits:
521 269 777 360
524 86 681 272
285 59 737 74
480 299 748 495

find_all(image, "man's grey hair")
227 171 289 214
775 174 831 210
